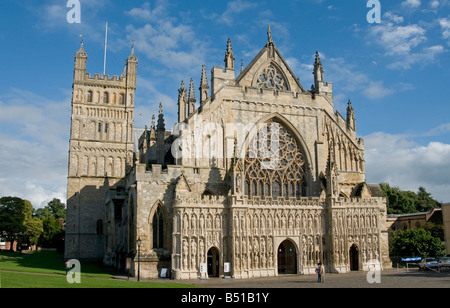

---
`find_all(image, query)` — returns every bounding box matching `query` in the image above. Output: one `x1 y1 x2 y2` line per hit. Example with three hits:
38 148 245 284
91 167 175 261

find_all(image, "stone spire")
128 44 138 62
178 80 188 123
313 51 324 91
267 24 273 45
157 102 165 131
188 78 196 116
74 41 87 81
149 114 156 141
346 99 356 131
199 64 209 105
266 25 275 58
156 103 165 165
225 38 235 70
126 44 138 90
75 40 87 58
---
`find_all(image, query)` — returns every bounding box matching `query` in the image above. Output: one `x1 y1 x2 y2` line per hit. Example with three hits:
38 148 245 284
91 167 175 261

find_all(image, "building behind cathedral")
65 27 391 279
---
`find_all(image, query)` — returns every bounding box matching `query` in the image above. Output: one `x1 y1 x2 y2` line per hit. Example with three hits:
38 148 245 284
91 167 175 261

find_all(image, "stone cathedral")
65 27 391 280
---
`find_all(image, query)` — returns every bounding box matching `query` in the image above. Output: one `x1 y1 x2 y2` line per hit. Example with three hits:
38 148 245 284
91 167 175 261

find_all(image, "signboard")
224 262 230 273
160 268 168 278
200 263 207 273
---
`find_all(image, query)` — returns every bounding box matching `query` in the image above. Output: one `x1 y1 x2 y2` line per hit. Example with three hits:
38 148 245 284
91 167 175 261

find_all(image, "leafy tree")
23 217 43 247
416 187 439 213
34 198 66 221
47 198 66 220
380 183 440 214
392 228 445 258
0 197 33 251
39 216 64 251
380 183 415 214
423 222 444 241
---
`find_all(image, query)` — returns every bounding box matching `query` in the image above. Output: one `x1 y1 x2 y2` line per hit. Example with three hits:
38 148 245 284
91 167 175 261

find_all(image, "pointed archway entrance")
277 240 297 274
349 244 359 271
207 247 220 277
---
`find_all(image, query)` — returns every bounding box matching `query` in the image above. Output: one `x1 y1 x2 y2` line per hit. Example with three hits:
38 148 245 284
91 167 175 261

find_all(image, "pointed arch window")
87 91 93 103
103 92 109 104
152 207 164 249
256 64 288 91
244 119 307 200
96 219 103 235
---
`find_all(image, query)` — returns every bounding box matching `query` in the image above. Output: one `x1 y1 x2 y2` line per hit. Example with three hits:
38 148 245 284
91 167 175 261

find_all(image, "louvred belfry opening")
243 119 307 199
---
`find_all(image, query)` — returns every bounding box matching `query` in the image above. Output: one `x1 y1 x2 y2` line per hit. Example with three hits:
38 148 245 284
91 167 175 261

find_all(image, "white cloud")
387 45 445 70
125 1 168 23
364 131 450 202
440 17 450 40
402 0 422 8
383 12 404 24
218 0 258 26
35 0 109 43
370 23 426 56
430 0 440 8
368 20 446 70
125 3 211 76
363 81 395 99
0 89 70 208
324 57 394 101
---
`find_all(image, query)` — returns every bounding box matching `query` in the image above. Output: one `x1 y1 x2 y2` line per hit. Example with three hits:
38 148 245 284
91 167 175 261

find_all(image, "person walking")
316 262 325 283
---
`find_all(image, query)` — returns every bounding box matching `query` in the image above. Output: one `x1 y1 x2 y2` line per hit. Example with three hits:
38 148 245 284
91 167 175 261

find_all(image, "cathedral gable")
236 28 305 93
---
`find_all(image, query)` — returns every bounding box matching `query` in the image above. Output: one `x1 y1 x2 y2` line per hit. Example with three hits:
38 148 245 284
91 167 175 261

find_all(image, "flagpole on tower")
103 21 108 76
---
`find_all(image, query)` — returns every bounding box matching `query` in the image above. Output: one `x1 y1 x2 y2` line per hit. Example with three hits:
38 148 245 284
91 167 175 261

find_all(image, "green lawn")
0 250 198 288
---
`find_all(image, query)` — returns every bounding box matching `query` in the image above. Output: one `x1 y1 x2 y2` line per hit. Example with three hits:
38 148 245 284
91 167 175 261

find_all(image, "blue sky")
0 0 449 207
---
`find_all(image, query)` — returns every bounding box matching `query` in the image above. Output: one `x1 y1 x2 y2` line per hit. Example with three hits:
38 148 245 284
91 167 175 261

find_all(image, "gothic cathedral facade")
65 28 391 279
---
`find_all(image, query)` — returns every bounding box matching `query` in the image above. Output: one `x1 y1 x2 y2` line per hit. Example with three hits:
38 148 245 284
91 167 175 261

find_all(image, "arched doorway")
207 247 220 277
349 244 359 271
277 240 297 274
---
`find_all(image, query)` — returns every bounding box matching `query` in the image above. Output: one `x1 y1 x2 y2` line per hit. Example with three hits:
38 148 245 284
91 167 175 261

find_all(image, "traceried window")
256 64 288 91
152 207 164 249
244 119 306 199
103 92 109 104
87 91 93 103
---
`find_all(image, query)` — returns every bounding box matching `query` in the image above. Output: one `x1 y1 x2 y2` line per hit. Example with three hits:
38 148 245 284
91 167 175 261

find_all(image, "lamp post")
136 237 142 281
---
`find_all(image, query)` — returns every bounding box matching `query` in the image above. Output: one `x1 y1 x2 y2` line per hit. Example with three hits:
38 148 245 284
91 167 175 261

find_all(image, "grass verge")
0 250 198 288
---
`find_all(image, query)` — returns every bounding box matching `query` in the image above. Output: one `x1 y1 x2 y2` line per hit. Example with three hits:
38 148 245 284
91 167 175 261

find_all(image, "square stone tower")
65 42 137 259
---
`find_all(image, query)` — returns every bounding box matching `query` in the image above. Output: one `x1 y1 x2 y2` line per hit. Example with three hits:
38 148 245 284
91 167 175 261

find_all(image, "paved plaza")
143 268 450 288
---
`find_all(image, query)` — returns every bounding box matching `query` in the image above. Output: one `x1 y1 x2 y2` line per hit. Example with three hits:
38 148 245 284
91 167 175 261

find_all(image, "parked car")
419 258 439 270
439 257 450 267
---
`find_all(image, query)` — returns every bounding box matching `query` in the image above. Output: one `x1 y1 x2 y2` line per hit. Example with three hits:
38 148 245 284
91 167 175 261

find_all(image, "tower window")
96 219 103 235
98 123 102 133
103 92 109 104
104 123 108 133
87 91 93 102
119 93 125 105
152 207 164 249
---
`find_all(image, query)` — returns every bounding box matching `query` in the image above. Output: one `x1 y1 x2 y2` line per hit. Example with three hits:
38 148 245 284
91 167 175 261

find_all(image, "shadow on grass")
0 250 112 278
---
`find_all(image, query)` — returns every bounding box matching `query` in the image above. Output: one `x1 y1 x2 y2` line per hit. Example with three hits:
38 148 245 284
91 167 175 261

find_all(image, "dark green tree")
416 187 439 213
0 197 33 251
392 228 445 258
380 183 440 214
39 216 64 250
34 198 66 221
